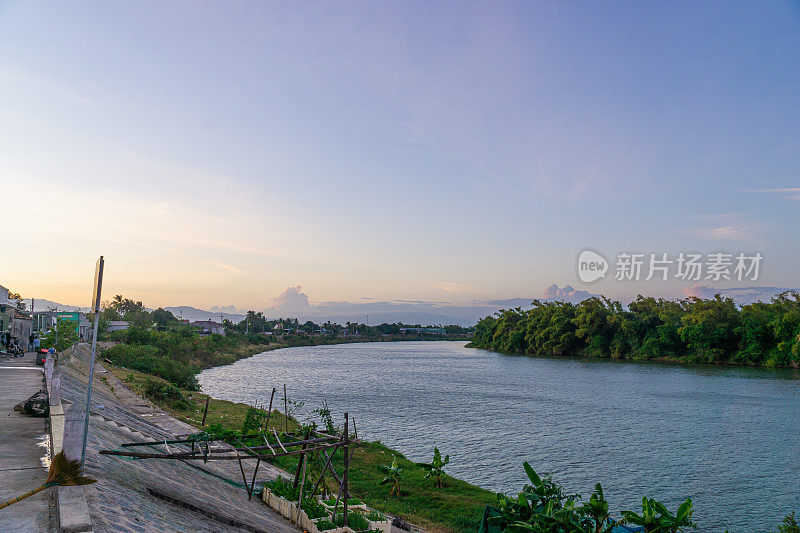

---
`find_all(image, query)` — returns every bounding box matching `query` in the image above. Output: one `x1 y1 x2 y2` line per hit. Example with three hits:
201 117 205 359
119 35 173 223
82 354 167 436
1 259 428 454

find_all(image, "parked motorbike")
9 338 25 357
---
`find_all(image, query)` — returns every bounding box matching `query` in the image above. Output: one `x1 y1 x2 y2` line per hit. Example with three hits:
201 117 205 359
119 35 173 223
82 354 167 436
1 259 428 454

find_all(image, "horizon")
2 2 799 313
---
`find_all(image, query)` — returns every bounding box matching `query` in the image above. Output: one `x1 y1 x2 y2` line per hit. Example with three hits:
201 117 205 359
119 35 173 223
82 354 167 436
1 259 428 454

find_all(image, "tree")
41 318 80 352
125 310 153 330
151 308 178 328
109 294 145 316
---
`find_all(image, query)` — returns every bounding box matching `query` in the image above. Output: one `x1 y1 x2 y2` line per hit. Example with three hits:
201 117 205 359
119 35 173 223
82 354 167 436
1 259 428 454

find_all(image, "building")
108 321 130 332
33 311 93 341
191 320 225 335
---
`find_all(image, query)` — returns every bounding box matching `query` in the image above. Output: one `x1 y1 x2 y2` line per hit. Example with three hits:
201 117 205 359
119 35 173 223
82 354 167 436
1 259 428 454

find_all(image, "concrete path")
0 352 55 532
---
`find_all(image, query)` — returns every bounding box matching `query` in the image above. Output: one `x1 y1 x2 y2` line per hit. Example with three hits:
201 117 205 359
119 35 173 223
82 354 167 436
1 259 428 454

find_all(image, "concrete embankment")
52 344 299 533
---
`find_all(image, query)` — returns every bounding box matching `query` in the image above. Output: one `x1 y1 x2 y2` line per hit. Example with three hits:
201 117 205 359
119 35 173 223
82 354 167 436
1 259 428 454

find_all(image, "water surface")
199 341 800 532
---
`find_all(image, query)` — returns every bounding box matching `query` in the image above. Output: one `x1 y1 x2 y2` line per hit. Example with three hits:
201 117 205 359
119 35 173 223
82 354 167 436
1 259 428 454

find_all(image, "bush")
335 513 370 531
779 512 800 533
142 379 190 409
314 520 336 531
264 476 302 501
301 499 327 519
103 344 199 389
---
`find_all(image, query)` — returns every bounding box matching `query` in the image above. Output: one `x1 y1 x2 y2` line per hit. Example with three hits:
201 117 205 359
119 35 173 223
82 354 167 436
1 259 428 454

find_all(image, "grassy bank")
109 365 495 533
102 327 470 390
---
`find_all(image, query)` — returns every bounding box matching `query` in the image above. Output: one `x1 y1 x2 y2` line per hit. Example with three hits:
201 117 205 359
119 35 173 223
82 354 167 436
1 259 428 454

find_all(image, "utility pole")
81 256 104 468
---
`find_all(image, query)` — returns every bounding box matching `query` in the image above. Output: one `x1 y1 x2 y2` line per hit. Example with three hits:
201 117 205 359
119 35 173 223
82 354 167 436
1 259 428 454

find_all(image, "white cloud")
682 284 797 304
742 187 800 201
268 285 311 313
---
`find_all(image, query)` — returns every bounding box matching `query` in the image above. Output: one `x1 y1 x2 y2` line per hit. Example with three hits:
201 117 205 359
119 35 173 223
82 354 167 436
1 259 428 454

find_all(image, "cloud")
429 281 473 293
682 284 718 299
742 187 800 201
682 284 797 304
696 225 757 241
689 214 760 242
269 285 311 313
210 305 240 314
541 284 598 303
212 262 244 274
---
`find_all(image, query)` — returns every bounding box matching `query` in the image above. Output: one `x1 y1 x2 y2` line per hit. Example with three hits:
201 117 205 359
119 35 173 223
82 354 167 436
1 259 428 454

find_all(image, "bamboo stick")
100 441 338 461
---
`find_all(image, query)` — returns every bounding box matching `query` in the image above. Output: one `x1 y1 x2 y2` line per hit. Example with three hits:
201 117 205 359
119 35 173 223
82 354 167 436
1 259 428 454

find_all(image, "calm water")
198 341 800 532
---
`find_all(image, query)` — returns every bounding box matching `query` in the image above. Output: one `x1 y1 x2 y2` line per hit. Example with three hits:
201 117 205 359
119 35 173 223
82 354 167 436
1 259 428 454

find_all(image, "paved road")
0 352 54 532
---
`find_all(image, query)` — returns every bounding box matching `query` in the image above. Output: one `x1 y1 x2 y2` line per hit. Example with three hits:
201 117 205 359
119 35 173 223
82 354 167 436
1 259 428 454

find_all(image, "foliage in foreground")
416 447 450 488
489 462 695 533
471 292 800 367
778 512 800 533
378 455 403 496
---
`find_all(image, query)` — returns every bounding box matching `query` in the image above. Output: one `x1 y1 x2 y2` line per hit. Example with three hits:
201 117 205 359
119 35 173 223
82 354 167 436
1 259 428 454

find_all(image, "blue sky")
1 1 798 310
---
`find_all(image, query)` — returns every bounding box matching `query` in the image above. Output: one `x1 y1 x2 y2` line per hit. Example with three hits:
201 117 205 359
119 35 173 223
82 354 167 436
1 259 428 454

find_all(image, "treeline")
470 292 800 368
100 296 473 389
226 310 472 336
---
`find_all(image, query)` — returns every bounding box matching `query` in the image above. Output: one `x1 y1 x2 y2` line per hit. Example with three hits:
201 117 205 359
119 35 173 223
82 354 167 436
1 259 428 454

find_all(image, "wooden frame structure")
99 413 358 524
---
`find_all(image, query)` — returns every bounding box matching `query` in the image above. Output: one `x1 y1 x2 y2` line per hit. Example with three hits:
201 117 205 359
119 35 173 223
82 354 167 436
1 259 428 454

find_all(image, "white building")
191 320 225 335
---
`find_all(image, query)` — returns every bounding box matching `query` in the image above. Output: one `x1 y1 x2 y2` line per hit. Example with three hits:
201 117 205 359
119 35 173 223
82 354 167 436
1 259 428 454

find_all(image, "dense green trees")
470 292 800 368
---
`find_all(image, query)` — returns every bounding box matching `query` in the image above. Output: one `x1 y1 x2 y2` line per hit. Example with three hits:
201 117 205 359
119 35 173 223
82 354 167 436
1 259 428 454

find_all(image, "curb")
47 356 94 533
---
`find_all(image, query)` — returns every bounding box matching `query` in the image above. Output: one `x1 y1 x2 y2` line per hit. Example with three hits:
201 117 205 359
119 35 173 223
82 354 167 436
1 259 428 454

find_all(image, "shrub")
778 512 800 533
142 379 190 409
265 476 298 501
314 520 336 531
334 512 370 531
301 499 327 519
103 344 198 389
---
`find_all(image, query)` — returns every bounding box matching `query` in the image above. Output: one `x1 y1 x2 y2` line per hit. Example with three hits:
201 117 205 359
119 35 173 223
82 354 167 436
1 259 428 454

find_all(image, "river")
198 340 800 532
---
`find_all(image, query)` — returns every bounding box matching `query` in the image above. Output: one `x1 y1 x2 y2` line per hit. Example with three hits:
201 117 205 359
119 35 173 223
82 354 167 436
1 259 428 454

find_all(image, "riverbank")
102 328 472 391
196 340 800 532
108 362 496 533
54 344 299 532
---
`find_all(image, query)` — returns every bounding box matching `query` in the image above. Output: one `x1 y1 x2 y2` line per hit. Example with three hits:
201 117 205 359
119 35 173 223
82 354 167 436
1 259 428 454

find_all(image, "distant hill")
164 306 245 323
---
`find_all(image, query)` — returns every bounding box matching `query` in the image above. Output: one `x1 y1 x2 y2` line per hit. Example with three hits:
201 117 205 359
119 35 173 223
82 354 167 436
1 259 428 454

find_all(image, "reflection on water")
199 341 800 532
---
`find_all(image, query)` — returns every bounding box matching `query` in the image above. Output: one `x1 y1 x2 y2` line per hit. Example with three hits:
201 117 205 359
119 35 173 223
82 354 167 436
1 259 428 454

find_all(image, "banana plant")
415 447 450 488
621 497 696 532
579 484 613 533
491 462 586 532
378 455 403 496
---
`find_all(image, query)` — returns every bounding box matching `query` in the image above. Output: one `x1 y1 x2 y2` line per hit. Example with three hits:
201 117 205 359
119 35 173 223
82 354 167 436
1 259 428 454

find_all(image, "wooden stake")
201 397 210 427
296 449 308 525
283 384 288 433
264 387 276 431
293 443 308 489
309 444 341 498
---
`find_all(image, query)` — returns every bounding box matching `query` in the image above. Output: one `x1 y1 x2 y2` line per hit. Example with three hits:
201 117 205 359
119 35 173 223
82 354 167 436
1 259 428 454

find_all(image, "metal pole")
343 412 349 526
80 256 104 468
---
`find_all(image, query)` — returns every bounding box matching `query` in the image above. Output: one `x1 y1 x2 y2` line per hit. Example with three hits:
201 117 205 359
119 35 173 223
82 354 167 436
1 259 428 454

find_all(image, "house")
108 321 130 332
34 311 93 341
191 320 225 335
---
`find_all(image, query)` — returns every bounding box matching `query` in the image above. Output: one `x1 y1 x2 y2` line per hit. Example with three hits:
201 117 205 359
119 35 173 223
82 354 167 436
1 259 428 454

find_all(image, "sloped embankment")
56 344 298 533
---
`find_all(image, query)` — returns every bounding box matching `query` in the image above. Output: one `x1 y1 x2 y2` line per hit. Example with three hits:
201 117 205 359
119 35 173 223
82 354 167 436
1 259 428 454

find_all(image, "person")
33 335 40 351
28 333 34 352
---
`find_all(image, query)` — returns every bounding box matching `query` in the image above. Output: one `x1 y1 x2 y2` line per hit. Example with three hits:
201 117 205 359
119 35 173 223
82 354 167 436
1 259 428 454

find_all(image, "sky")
1 1 798 314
